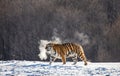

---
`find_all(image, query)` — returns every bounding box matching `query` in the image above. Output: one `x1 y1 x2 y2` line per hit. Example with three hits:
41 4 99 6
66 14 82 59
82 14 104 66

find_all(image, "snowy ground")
0 61 120 76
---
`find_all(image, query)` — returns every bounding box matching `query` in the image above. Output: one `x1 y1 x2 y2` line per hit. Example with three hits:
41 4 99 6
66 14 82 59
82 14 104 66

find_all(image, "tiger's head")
45 43 56 55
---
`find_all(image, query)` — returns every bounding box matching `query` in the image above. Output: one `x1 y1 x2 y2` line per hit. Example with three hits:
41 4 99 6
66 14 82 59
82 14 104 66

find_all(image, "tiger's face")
45 43 55 55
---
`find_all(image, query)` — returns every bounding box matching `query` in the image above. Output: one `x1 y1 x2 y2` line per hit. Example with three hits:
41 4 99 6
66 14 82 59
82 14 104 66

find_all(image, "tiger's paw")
84 62 87 66
62 63 66 65
72 62 77 65
49 62 52 65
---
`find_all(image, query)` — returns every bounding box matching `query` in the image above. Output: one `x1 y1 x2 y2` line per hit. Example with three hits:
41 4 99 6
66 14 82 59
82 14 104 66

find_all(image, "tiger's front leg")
49 56 57 65
49 56 52 65
61 55 66 64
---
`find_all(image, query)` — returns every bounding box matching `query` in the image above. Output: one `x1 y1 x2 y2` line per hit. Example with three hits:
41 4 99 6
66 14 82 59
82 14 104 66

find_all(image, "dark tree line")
0 0 120 62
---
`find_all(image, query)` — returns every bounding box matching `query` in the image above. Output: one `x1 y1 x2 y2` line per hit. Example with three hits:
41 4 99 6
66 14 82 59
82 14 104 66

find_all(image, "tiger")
45 43 88 65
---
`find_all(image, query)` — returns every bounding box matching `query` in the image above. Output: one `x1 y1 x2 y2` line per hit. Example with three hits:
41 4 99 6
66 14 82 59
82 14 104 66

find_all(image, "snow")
0 61 120 76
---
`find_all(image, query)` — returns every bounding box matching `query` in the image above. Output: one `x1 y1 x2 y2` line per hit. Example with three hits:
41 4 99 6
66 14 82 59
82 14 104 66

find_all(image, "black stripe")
65 43 70 51
74 44 77 53
60 45 65 55
71 43 75 53
69 43 73 51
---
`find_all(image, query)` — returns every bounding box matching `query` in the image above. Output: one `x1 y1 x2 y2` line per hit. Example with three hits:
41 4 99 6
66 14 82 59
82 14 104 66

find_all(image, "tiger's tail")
78 45 87 65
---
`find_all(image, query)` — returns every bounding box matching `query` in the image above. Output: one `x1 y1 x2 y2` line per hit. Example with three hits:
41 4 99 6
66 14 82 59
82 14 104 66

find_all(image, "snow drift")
0 61 120 76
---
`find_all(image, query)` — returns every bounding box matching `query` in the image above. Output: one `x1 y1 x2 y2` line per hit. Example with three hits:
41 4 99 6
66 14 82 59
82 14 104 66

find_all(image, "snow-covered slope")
0 61 120 76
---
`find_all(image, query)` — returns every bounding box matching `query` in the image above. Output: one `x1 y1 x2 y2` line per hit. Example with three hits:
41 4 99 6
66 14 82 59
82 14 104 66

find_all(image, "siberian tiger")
45 43 88 65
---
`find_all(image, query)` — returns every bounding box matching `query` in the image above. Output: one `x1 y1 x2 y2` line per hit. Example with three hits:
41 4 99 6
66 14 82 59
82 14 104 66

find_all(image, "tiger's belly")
66 52 76 58
51 51 76 59
51 51 61 59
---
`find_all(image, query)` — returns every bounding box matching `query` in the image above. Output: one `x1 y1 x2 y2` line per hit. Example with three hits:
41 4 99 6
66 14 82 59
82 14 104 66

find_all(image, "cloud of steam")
52 28 62 43
38 40 50 60
38 31 61 60
74 31 89 45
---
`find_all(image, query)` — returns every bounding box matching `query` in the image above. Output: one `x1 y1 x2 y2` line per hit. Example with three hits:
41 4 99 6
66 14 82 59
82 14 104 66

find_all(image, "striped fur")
45 43 87 65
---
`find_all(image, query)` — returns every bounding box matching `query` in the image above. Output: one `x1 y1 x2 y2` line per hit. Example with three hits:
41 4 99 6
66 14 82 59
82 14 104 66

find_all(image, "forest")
0 0 120 62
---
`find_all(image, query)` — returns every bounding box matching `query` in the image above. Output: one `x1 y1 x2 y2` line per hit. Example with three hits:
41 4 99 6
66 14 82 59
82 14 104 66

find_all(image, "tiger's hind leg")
79 53 87 65
78 46 87 65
